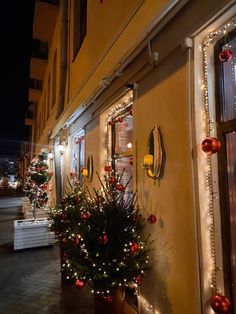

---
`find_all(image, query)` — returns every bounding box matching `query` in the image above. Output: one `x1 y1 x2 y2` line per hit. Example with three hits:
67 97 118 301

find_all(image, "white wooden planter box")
14 218 55 250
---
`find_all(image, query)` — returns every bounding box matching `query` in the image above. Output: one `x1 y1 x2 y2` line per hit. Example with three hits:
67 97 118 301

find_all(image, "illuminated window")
108 101 133 199
71 130 85 184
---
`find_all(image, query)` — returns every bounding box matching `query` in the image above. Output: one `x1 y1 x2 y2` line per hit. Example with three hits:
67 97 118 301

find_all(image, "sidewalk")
0 196 94 314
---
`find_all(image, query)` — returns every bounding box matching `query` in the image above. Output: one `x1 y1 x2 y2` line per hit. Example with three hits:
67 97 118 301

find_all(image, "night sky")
0 1 35 156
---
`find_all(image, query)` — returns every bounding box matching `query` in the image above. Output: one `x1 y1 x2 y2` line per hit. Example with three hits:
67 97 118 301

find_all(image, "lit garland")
201 16 236 297
105 98 133 166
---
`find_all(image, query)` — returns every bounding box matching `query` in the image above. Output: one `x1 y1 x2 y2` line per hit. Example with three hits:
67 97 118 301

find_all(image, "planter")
14 218 55 250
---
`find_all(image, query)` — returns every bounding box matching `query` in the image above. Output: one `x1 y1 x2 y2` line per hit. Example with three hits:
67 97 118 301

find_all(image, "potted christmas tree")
49 169 153 313
23 153 53 219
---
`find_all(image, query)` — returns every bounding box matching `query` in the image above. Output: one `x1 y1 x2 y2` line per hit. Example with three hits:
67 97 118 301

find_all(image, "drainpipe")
183 37 203 313
56 0 68 118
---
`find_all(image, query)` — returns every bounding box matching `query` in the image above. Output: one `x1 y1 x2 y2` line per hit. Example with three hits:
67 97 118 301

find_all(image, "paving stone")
0 196 94 314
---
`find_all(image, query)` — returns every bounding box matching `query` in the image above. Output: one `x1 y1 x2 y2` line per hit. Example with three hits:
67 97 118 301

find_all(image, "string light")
200 15 236 300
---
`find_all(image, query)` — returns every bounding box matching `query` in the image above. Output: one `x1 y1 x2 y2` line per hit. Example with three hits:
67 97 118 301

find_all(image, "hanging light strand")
202 41 217 291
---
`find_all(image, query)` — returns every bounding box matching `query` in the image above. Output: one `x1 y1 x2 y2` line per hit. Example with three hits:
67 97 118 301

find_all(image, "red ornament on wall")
75 279 85 289
219 49 233 62
147 214 157 224
130 242 140 253
201 137 221 154
211 294 231 314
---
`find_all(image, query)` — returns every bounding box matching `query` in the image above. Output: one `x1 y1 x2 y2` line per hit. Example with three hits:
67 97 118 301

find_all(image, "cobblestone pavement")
0 196 94 314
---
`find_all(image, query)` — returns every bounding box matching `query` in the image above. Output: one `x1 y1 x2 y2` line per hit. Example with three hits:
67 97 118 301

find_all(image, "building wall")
29 0 235 313
134 49 200 313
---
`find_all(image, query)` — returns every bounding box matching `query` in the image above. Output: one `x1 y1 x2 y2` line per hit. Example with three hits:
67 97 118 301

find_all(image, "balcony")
29 79 42 103
32 38 48 60
30 58 47 81
33 1 59 44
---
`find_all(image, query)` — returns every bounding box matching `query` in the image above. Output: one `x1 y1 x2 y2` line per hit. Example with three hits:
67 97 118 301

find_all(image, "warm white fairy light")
137 295 161 314
199 16 236 305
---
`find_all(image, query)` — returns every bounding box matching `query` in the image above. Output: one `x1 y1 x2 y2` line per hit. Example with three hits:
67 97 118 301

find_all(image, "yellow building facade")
28 0 236 313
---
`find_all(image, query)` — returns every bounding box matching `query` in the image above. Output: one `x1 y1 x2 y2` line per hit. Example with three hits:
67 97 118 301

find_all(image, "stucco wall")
134 48 200 313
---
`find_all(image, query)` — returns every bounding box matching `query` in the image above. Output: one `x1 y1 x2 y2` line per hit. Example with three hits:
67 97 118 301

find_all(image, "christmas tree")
23 154 53 217
49 169 152 300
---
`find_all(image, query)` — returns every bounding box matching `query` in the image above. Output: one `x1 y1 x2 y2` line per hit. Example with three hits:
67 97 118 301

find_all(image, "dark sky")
0 1 35 156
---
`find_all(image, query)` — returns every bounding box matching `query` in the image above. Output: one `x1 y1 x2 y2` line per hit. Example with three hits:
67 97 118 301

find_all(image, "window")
107 96 133 200
29 78 42 90
215 29 236 310
73 0 87 59
52 51 57 106
71 130 85 184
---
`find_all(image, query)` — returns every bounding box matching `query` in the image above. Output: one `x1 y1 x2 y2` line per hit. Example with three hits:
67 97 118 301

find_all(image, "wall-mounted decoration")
82 155 93 182
201 137 221 154
143 125 163 181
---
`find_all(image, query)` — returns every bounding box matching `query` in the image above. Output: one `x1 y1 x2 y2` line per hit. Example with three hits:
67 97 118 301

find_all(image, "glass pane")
226 131 236 306
115 115 133 156
221 36 236 121
115 157 133 200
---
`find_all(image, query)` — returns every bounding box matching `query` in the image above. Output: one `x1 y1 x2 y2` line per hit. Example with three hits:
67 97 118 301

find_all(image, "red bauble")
108 176 116 184
42 183 48 190
104 165 112 172
129 109 133 116
96 195 104 203
69 171 75 177
136 275 142 285
118 117 124 123
147 214 157 224
201 137 221 154
98 234 108 245
74 196 81 204
80 212 91 220
130 242 140 253
36 167 41 172
72 237 80 246
62 237 68 244
129 158 133 166
75 279 85 289
211 294 231 313
103 295 113 302
116 183 124 191
219 49 233 62
108 120 113 126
